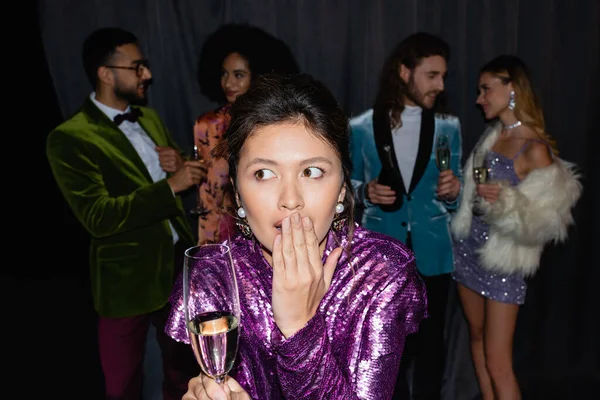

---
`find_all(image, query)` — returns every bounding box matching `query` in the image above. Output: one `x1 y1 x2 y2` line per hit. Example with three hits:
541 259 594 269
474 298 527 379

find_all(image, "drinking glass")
183 244 241 385
472 149 489 215
435 133 450 171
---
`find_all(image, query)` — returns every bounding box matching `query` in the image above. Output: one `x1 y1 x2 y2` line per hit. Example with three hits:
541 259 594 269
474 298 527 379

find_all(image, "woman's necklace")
503 120 522 130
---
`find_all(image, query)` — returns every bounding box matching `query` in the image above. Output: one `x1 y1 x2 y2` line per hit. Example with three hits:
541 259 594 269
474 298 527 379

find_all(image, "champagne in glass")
187 311 239 382
472 149 489 215
473 166 488 184
435 134 450 171
183 244 240 384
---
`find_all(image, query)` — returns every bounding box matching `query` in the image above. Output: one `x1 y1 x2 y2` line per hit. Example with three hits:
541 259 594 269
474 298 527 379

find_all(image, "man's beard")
405 74 438 110
114 80 148 106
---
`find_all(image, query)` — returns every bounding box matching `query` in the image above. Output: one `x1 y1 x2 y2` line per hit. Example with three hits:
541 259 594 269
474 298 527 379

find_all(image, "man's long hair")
374 32 450 128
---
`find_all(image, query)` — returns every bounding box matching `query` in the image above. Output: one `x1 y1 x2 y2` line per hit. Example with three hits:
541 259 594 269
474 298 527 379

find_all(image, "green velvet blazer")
46 97 194 318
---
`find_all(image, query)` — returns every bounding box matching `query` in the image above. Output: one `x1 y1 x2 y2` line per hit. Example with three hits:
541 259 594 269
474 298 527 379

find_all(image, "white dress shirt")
90 93 179 244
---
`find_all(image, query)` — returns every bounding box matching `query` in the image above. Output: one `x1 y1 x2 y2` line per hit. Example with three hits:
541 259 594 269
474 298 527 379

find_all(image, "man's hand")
156 146 184 173
366 180 396 205
436 170 460 201
167 161 204 193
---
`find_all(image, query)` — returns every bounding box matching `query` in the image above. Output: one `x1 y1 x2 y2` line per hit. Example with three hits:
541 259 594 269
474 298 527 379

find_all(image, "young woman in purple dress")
450 55 582 399
166 73 428 399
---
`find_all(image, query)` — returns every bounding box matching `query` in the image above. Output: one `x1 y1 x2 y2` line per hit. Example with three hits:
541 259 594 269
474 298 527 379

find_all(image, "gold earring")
235 219 252 238
234 207 252 238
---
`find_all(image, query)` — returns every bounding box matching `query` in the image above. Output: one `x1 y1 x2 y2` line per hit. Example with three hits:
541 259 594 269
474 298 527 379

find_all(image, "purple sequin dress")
452 150 527 304
166 224 427 399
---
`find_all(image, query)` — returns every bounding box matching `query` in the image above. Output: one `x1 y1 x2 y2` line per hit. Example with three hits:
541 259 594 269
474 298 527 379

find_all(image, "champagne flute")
472 148 489 215
183 244 241 385
189 144 208 216
435 133 450 171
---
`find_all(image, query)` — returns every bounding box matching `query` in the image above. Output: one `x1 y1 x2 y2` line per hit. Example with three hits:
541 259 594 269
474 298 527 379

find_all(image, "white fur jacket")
451 122 582 277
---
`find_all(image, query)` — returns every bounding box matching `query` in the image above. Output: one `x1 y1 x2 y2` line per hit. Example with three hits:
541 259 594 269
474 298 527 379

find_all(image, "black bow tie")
113 107 143 125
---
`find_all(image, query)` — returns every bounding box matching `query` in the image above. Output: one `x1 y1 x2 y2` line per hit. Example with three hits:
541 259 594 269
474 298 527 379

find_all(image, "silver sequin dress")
452 150 527 304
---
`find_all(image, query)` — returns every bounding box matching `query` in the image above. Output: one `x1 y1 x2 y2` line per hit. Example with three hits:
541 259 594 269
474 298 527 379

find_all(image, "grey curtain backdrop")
37 0 598 398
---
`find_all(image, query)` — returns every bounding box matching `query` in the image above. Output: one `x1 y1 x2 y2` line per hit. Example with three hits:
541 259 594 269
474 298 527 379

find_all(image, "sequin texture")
166 224 428 399
452 151 527 304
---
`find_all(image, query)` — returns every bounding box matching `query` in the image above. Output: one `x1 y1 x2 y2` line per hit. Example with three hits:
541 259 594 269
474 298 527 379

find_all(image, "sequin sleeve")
271 256 427 400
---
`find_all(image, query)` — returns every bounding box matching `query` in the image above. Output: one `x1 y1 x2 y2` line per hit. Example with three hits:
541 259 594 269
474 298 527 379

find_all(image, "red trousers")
98 304 198 400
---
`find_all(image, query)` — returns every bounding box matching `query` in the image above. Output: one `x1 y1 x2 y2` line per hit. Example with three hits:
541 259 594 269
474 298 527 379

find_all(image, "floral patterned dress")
193 104 235 244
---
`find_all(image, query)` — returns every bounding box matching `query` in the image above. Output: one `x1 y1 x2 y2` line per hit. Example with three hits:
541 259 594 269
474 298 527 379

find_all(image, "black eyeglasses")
104 60 150 77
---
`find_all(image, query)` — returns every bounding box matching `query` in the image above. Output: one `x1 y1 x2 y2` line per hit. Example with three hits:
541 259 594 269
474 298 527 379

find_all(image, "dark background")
14 0 599 398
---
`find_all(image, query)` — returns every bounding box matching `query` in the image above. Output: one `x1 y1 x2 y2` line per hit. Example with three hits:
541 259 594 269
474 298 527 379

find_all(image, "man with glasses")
104 58 150 77
46 27 201 400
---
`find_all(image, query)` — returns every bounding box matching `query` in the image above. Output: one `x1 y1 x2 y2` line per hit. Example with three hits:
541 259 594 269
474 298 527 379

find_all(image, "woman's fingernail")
303 216 311 229
292 213 300 225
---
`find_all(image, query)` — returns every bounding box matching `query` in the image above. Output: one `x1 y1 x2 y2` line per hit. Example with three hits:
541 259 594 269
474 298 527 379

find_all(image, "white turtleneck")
391 105 422 192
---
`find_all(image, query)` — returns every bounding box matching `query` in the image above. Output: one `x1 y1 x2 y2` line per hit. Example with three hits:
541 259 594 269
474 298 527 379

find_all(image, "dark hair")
374 32 450 127
213 73 355 244
197 23 300 104
479 55 558 154
82 27 139 88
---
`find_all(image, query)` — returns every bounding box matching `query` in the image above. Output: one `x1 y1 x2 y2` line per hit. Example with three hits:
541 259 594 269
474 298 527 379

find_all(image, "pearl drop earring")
237 207 246 218
335 202 345 214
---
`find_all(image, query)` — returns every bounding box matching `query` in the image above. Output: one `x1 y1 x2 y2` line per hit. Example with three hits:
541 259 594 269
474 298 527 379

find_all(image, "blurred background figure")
450 55 582 400
193 23 300 244
45 27 202 400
